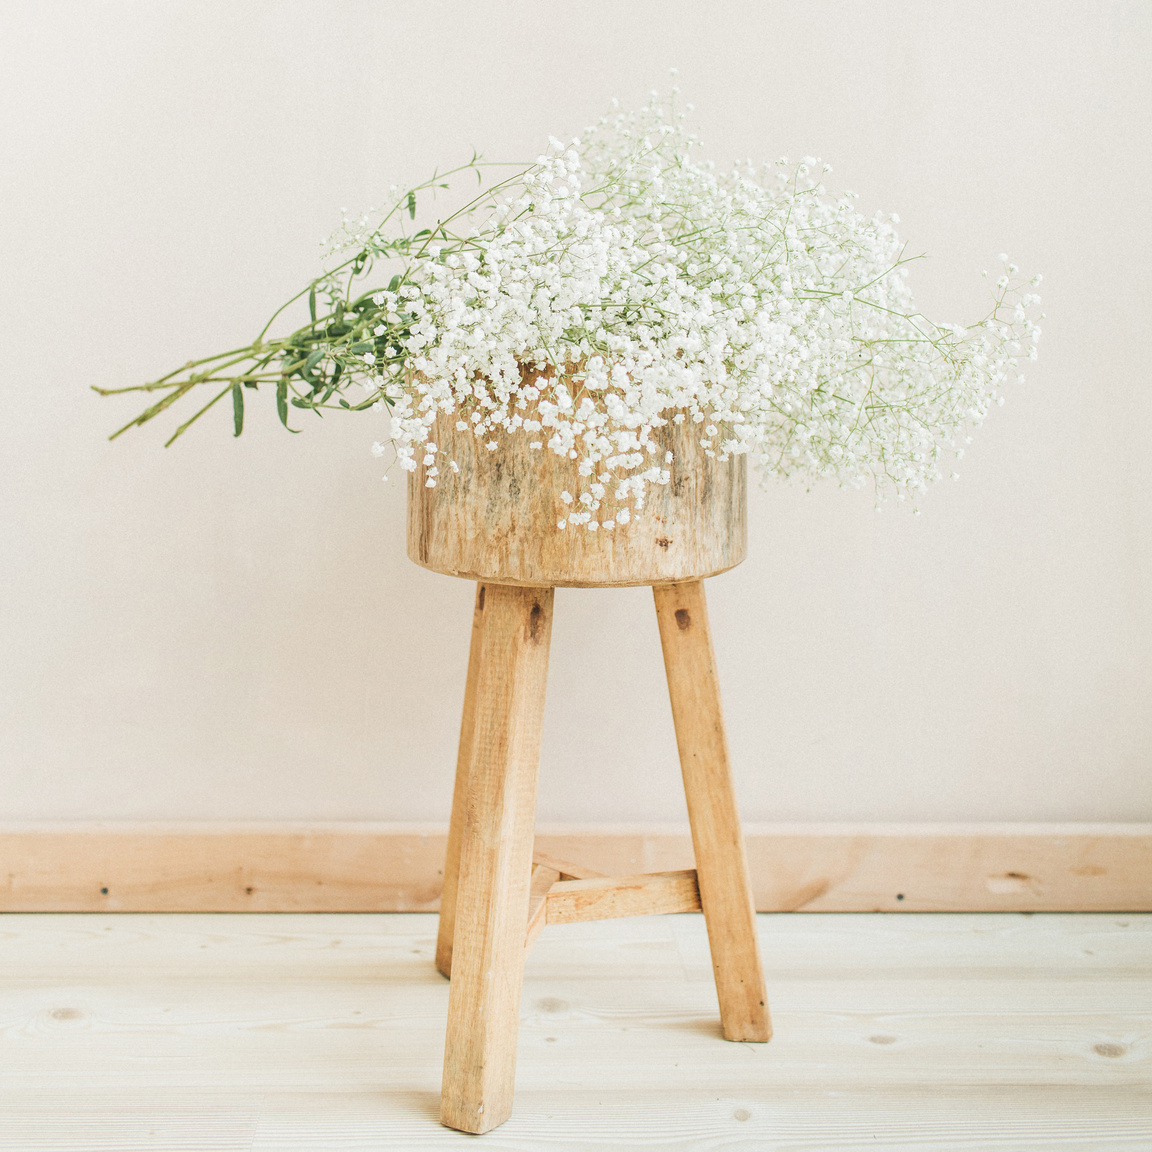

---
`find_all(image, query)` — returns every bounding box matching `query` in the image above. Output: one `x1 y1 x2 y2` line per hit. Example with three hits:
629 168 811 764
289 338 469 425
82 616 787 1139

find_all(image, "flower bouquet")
100 91 1041 565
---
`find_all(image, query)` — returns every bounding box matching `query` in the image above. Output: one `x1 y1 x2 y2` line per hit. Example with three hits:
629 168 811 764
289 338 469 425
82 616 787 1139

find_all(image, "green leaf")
302 349 325 382
344 393 382 411
407 190 416 219
231 381 244 436
276 379 300 433
308 285 316 325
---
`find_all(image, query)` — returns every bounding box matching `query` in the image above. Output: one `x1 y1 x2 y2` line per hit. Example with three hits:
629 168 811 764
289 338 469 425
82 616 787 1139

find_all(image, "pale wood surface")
654 579 770 1043
2 822 1150 912
524 864 561 952
407 407 747 587
530 849 606 881
435 583 486 979
439 584 554 1134
545 869 701 924
1 911 1148 1149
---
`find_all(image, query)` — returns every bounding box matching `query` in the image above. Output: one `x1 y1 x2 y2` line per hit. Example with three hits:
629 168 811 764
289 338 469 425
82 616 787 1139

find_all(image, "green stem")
164 384 233 446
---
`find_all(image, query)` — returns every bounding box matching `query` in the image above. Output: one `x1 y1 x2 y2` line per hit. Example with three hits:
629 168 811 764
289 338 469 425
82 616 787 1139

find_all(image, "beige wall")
1 1 1149 824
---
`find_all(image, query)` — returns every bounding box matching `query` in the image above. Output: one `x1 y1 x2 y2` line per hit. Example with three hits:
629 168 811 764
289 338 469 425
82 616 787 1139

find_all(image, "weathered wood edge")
404 555 745 589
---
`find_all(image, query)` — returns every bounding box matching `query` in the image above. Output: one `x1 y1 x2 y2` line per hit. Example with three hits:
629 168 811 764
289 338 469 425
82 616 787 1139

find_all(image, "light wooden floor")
1 912 1149 1150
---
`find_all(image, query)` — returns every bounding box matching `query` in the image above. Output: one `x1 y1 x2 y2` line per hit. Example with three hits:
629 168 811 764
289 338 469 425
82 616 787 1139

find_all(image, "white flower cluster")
370 94 1041 525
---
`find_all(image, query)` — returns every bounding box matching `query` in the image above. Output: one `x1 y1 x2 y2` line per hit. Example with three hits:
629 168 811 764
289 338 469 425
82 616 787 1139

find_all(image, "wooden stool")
409 411 771 1134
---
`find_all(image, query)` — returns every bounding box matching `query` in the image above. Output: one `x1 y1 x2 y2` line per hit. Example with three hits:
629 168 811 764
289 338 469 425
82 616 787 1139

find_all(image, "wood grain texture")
2 823 1150 912
524 864 561 952
434 583 485 979
439 584 554 1134
407 404 747 587
530 850 605 881
545 869 701 924
5 1088 1150 1150
1 912 1148 1149
654 579 770 1043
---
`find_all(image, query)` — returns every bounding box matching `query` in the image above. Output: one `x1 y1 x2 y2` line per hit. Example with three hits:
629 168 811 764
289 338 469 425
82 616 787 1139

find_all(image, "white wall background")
1 1 1149 825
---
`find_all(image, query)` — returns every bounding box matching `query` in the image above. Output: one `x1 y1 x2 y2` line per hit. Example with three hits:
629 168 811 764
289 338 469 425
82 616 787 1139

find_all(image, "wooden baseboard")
1 822 1148 913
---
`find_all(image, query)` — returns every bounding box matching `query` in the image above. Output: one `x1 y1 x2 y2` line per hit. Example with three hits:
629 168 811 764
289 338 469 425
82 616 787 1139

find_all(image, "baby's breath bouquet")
101 92 1041 528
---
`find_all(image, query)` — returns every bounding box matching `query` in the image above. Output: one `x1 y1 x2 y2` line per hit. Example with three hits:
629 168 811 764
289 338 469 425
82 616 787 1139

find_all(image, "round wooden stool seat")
407 412 747 587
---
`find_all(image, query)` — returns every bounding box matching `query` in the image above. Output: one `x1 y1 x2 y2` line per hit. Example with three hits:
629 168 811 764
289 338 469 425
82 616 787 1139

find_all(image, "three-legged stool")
408 403 770 1133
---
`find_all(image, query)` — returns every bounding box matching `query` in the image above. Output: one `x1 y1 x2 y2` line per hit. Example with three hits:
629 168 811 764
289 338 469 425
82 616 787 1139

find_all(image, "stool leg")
435 582 486 979
653 579 771 1043
440 583 554 1134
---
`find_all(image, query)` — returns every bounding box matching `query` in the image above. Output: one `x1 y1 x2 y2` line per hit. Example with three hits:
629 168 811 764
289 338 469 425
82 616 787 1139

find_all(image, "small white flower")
350 93 1039 528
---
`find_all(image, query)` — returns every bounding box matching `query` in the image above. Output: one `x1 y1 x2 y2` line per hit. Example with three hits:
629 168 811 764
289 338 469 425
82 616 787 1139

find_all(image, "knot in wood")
528 602 544 640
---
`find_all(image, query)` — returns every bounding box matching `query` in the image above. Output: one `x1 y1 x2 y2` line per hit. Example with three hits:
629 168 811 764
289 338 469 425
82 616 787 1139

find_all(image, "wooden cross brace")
524 852 702 952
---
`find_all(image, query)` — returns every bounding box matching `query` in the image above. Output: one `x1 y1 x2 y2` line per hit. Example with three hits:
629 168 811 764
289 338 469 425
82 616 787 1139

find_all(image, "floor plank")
0 912 1148 1149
